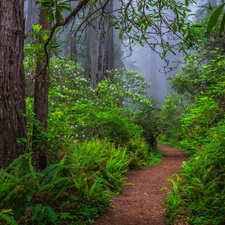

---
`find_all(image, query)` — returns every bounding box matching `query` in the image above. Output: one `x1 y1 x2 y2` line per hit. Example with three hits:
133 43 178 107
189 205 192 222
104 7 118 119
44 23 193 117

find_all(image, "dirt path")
94 144 188 225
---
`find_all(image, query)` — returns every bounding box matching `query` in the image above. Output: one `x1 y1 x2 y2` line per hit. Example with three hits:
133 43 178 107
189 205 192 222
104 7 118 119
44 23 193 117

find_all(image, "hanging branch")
41 0 89 75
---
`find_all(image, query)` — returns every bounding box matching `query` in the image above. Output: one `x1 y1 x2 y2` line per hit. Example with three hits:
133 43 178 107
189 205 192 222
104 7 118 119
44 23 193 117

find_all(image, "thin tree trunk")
66 33 77 58
33 7 51 170
25 0 39 43
85 1 114 87
0 0 26 168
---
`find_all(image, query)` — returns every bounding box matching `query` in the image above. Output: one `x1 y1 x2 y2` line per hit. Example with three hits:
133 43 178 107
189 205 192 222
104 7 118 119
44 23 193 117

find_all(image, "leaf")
0 209 18 225
192 24 202 28
38 0 51 3
219 13 225 36
32 204 43 221
59 212 73 219
61 6 73 12
55 9 64 23
45 206 57 222
49 11 55 22
127 26 132 33
207 3 225 33
119 30 123 39
47 44 60 49
138 3 142 12
32 24 42 32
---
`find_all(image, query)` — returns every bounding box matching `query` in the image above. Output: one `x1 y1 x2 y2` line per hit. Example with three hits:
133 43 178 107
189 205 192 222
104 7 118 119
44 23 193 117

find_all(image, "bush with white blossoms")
25 56 159 155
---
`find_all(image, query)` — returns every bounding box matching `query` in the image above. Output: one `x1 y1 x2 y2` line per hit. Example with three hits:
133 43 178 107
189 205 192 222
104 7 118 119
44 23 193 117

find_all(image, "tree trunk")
25 0 39 43
66 33 77 58
0 0 26 168
113 0 124 69
33 7 51 170
85 1 114 87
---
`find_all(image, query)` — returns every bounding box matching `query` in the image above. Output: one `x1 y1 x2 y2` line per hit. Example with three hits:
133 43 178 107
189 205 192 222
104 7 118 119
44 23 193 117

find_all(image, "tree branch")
41 0 89 75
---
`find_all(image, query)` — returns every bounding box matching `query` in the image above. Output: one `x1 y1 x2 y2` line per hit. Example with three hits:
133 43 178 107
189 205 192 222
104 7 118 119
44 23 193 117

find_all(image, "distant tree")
0 0 198 169
25 0 39 43
0 0 26 168
27 0 197 170
84 0 114 87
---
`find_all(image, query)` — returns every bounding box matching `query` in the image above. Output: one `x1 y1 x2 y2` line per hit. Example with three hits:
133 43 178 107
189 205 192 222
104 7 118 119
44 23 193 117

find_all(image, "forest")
0 0 225 224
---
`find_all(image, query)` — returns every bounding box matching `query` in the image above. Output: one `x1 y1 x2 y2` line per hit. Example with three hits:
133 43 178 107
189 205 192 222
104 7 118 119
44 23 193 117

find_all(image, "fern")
4 153 32 175
31 204 42 221
0 209 18 225
44 206 57 223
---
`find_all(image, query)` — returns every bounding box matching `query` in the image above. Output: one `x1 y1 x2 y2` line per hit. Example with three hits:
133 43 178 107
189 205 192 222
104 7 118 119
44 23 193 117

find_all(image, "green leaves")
32 24 42 32
39 0 73 23
165 122 225 224
207 3 225 34
219 12 225 36
0 209 18 225
163 20 225 223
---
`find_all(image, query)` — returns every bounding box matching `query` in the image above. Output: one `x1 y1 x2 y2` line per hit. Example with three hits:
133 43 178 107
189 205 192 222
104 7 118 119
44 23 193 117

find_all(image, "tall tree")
32 6 52 170
32 0 89 170
85 1 114 87
0 0 26 168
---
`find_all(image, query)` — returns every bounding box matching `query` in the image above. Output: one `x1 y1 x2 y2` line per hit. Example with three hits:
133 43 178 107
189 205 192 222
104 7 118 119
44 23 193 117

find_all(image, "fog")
24 0 220 105
123 43 180 105
122 0 215 104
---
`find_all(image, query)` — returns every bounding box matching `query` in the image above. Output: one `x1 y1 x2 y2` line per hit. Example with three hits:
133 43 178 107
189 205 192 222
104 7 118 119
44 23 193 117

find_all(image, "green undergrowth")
161 48 225 224
1 56 163 224
164 123 225 225
0 138 162 225
159 26 225 223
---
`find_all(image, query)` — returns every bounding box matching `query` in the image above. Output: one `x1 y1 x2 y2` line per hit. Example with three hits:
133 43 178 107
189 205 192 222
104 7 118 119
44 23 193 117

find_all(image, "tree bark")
0 0 26 168
33 7 51 170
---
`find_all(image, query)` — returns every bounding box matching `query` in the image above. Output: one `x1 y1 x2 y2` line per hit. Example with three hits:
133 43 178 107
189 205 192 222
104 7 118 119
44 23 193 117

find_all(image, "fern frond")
31 204 43 221
0 209 18 225
44 206 57 223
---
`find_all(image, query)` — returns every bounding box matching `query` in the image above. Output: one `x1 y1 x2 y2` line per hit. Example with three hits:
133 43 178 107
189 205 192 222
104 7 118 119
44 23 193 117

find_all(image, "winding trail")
94 144 188 225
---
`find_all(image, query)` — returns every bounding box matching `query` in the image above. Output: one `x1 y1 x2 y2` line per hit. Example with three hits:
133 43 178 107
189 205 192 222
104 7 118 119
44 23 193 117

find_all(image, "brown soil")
94 144 188 225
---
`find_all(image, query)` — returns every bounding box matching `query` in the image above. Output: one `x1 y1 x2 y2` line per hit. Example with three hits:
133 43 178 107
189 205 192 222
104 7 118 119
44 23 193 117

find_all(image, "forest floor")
94 144 188 225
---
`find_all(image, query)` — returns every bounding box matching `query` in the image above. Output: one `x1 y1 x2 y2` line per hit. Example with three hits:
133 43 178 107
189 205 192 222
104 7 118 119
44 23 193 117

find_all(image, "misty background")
24 0 216 104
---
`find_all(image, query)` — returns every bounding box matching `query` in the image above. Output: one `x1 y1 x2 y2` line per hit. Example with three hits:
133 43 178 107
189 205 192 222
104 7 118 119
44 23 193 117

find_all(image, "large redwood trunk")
0 0 26 168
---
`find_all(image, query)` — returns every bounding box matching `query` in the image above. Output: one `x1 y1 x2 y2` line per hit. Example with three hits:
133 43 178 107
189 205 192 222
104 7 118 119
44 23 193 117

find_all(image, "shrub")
165 122 225 225
0 139 135 224
158 93 184 146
